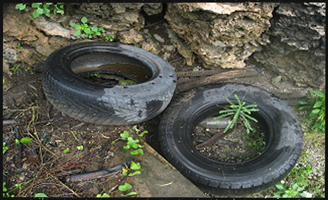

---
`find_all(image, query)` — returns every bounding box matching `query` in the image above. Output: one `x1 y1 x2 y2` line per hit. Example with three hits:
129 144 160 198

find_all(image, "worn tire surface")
158 83 303 196
42 42 177 125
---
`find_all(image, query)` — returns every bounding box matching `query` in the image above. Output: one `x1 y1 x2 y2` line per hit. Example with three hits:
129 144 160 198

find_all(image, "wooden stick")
176 68 260 93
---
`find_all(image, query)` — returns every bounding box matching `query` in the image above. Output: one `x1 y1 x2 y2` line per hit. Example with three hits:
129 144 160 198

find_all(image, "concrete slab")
130 141 207 197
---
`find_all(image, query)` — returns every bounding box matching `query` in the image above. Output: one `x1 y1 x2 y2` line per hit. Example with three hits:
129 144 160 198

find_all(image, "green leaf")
84 27 91 34
123 145 130 150
32 10 40 18
310 90 325 98
311 109 320 114
275 184 284 190
77 145 83 150
32 3 42 8
130 161 141 170
313 101 323 108
128 171 141 176
36 8 44 14
63 147 70 154
291 183 299 190
75 30 81 36
81 16 88 24
118 183 132 192
298 100 309 105
70 23 76 27
75 25 82 30
122 168 128 176
120 131 130 140
91 26 98 32
16 4 26 10
98 27 105 32
138 130 148 137
123 192 138 196
20 137 32 144
130 149 144 156
34 193 48 197
298 105 311 111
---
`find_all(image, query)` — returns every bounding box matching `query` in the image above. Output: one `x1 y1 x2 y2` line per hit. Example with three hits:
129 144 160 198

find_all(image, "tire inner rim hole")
72 63 153 87
191 104 268 163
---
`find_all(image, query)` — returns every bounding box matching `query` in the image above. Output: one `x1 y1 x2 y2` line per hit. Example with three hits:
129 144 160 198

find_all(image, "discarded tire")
158 83 303 195
43 42 177 125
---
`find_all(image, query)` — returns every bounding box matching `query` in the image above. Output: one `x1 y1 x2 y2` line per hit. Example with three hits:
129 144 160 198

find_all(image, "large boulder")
252 3 326 90
165 3 277 68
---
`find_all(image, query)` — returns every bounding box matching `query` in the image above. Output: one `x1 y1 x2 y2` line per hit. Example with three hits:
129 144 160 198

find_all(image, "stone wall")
3 2 325 90
252 3 326 90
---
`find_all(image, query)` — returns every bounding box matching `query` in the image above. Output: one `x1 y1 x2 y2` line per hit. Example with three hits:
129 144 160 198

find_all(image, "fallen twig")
47 172 81 198
196 129 232 149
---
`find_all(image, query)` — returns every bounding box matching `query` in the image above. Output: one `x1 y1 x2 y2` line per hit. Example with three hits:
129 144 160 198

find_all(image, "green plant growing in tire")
298 90 325 132
215 94 259 134
70 17 106 39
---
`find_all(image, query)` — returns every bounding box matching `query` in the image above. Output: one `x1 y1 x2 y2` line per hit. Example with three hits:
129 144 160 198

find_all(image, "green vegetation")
3 182 15 197
215 94 259 134
118 182 137 196
63 147 70 154
265 142 325 198
299 90 325 132
113 130 144 156
77 145 84 150
96 193 110 198
118 79 137 86
15 3 64 18
15 137 32 144
10 64 23 75
70 17 106 39
34 193 48 197
3 142 9 154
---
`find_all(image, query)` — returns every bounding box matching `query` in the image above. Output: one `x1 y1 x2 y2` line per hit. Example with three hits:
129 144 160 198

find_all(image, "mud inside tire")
42 42 177 125
158 83 303 196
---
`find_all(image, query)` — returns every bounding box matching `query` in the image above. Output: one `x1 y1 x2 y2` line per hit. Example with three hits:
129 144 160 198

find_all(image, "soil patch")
192 121 266 163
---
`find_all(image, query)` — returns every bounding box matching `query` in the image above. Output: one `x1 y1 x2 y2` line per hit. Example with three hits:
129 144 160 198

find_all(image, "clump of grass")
298 90 325 132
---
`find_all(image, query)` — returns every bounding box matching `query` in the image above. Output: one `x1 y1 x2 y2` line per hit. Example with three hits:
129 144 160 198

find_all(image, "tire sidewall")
159 83 303 194
43 42 177 125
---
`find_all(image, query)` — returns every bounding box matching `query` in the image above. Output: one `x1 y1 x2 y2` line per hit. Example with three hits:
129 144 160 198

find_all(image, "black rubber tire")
42 42 177 125
158 83 303 196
